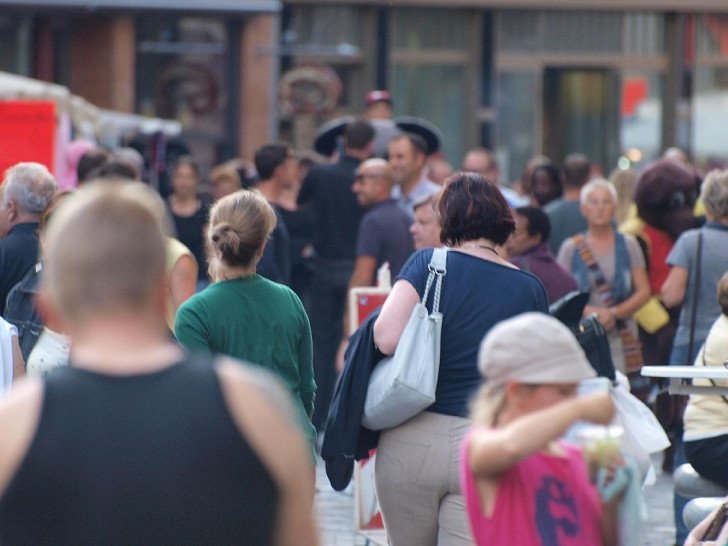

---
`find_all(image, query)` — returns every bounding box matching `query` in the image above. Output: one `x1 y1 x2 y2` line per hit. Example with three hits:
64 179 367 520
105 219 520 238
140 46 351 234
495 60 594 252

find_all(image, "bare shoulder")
0 378 44 497
216 358 319 546
214 358 310 483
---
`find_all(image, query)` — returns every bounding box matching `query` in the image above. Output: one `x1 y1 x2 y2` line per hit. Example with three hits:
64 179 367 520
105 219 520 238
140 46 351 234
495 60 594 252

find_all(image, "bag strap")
572 233 616 307
422 248 447 313
573 233 642 370
687 230 703 364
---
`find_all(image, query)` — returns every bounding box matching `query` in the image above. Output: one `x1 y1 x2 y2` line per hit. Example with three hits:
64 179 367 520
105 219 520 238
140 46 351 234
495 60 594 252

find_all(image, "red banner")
0 101 55 184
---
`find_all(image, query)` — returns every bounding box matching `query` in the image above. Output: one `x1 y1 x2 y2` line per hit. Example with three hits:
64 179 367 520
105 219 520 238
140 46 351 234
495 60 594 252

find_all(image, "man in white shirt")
388 133 440 218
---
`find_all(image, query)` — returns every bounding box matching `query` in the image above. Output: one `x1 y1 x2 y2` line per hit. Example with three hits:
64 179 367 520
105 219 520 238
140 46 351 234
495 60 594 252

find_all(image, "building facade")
280 1 728 181
0 0 280 172
1 1 728 181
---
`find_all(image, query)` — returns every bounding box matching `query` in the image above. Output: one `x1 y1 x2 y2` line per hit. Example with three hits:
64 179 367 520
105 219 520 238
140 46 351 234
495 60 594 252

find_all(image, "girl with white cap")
460 312 621 546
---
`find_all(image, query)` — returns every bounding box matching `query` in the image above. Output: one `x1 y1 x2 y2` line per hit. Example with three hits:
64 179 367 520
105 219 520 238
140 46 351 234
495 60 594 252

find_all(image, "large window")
692 14 728 170
390 8 478 166
620 72 663 170
495 11 665 179
279 6 372 151
0 15 32 76
136 17 230 172
495 71 537 184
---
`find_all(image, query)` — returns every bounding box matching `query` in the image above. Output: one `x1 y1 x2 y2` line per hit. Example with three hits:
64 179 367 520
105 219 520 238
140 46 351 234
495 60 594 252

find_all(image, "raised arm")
468 390 614 479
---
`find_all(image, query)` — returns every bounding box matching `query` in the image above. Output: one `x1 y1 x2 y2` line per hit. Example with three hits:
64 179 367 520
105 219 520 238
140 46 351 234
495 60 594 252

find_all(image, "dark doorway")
543 68 619 171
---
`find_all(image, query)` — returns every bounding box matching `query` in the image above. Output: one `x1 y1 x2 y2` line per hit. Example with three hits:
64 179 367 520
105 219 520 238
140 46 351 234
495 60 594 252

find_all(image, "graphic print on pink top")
460 427 603 546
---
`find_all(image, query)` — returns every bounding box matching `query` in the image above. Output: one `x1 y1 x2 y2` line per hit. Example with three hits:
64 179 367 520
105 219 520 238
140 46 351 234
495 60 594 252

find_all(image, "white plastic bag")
610 373 670 456
570 374 670 484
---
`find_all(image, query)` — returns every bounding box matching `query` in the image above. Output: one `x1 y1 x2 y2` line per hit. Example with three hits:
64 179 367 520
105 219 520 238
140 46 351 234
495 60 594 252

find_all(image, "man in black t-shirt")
254 143 297 286
297 120 374 430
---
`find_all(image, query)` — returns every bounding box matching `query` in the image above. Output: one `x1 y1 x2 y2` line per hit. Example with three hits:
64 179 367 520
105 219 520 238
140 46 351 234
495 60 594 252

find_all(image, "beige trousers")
374 411 474 546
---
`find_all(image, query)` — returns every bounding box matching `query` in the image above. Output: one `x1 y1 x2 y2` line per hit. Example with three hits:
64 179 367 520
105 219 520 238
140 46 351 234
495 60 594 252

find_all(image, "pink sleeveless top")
460 427 603 546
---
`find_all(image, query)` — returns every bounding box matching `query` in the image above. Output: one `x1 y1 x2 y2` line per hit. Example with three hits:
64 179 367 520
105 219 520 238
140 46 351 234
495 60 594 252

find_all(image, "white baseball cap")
478 312 596 387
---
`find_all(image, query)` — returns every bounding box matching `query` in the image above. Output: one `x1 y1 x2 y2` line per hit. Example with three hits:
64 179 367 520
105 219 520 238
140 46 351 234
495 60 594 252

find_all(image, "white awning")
0 71 181 144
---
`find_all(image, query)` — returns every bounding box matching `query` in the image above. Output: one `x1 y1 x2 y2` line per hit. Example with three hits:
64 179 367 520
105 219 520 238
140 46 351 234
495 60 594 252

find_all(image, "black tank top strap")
0 355 278 545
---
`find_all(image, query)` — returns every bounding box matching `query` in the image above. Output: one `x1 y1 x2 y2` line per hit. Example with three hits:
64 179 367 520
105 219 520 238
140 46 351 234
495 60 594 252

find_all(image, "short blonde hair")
608 168 636 224
701 169 728 220
580 177 618 206
209 164 241 190
43 182 166 325
207 189 276 279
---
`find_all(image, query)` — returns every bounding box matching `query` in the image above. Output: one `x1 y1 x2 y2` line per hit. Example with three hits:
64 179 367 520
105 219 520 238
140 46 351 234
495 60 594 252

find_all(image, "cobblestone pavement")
316 453 679 546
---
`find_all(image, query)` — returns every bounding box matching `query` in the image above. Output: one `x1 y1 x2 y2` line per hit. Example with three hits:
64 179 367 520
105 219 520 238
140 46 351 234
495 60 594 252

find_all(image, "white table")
641 365 728 395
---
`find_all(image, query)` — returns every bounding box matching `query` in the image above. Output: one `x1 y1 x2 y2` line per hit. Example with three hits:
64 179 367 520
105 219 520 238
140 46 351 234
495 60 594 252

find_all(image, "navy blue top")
258 205 291 286
398 249 549 417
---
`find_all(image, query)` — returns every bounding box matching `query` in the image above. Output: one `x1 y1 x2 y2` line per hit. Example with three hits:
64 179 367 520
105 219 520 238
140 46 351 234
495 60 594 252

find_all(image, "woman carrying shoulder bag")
372 173 549 546
556 179 650 378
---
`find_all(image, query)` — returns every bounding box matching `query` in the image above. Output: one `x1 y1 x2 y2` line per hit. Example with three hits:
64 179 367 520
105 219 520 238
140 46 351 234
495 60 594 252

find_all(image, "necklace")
462 243 499 256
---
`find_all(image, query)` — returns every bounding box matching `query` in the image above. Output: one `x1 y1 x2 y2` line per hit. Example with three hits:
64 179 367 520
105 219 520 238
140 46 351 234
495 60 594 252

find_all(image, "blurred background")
0 0 727 181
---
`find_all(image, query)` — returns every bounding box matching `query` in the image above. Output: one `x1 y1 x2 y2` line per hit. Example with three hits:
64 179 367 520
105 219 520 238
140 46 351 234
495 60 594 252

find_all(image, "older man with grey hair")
0 162 57 315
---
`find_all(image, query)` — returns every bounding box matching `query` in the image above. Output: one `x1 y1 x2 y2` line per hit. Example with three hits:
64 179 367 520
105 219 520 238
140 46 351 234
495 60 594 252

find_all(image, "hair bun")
210 222 241 253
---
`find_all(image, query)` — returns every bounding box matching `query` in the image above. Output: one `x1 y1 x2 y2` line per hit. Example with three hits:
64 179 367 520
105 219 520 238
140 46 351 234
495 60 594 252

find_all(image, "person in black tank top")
0 357 278 545
0 182 318 546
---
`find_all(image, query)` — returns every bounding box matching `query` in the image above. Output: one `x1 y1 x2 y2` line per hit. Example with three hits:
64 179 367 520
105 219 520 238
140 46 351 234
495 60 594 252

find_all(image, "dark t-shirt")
169 200 211 281
0 223 39 316
545 199 588 255
398 249 549 417
297 156 364 260
356 199 414 279
258 205 291 286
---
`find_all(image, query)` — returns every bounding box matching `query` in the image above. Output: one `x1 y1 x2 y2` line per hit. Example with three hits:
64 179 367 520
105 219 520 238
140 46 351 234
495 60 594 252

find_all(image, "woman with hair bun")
175 189 316 462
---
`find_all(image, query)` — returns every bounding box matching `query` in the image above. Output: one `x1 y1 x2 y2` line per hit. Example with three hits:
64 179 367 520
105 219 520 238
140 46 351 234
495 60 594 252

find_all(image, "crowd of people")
0 87 727 545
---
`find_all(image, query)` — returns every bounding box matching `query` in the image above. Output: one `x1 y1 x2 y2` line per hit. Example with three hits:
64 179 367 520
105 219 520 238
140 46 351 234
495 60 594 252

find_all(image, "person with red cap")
365 90 394 120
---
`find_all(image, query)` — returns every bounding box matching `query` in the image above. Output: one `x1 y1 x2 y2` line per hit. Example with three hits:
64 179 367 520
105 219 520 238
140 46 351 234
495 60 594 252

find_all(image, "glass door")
543 68 620 171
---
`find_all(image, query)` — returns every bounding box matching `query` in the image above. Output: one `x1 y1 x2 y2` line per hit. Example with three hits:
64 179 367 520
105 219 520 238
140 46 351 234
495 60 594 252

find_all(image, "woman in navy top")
373 172 548 546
